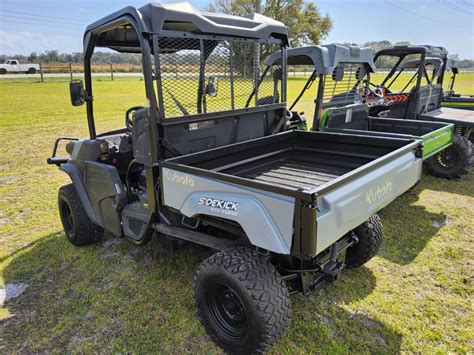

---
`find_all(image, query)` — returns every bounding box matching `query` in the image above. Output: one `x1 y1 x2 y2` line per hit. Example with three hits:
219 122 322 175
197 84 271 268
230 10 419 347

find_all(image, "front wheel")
424 134 472 180
58 184 104 246
0 69 6 74
346 214 383 268
193 247 291 353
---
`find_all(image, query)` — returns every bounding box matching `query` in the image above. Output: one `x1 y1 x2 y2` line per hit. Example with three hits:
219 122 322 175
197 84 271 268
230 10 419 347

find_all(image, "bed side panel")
161 167 295 254
315 151 422 254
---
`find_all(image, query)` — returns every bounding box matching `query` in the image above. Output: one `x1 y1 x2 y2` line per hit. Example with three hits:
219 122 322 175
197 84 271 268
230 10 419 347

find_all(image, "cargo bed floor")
239 158 350 190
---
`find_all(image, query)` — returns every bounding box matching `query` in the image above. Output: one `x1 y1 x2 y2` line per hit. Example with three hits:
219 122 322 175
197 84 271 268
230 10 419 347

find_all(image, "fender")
59 162 101 226
179 192 292 254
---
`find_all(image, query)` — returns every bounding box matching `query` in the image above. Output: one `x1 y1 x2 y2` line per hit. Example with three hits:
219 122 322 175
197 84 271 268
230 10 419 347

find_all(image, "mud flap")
82 161 127 236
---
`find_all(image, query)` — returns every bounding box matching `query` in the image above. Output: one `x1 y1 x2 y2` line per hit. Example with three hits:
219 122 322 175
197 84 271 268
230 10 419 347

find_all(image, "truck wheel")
58 184 103 246
193 247 291 353
27 68 36 74
424 135 472 179
346 214 383 268
0 69 6 74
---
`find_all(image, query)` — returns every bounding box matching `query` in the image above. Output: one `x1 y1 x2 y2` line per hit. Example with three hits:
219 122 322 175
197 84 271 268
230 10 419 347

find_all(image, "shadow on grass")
1 232 401 353
378 184 446 265
283 266 402 353
420 172 474 198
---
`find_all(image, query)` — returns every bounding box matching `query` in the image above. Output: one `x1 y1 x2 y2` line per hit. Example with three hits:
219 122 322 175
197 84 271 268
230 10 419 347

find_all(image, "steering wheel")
125 106 144 131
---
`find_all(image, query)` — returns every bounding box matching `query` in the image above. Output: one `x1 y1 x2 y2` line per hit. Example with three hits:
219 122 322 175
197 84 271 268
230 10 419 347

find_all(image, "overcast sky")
0 0 473 59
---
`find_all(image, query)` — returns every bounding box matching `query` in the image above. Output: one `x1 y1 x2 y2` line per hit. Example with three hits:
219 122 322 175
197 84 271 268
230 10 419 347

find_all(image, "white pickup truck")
0 59 40 74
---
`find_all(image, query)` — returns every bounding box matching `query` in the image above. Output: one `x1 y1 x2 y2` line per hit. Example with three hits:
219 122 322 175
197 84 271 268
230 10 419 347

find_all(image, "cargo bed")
321 104 454 159
419 107 474 128
161 131 422 257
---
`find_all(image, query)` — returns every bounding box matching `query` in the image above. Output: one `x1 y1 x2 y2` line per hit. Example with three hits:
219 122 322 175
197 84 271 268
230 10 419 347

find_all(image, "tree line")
2 42 473 69
1 0 472 70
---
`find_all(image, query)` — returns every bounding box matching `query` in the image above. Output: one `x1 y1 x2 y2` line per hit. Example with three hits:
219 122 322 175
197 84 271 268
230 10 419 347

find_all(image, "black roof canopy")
84 2 288 54
375 45 448 59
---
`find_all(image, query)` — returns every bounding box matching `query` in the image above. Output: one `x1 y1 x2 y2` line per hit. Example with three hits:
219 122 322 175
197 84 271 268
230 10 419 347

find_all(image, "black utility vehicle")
442 58 474 111
48 3 423 352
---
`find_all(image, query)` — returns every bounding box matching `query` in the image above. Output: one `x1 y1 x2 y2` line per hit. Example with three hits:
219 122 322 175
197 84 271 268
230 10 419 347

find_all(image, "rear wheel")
193 247 291 353
425 134 472 179
58 184 103 246
27 68 37 74
346 214 383 268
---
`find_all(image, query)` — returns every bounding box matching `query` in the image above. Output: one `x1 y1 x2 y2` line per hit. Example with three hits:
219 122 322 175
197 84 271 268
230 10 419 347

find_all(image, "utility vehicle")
265 44 458 178
47 3 423 352
368 45 472 178
442 58 474 110
0 59 39 74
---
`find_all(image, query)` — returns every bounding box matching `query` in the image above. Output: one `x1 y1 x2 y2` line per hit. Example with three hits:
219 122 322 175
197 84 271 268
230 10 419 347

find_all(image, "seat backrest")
404 84 442 119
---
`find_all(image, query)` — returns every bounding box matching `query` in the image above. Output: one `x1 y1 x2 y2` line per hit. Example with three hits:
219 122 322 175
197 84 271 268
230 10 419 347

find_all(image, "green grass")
0 75 473 352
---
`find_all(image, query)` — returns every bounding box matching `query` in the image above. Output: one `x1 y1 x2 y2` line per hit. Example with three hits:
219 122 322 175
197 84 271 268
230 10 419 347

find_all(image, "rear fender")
160 167 295 254
59 163 101 226
179 192 291 254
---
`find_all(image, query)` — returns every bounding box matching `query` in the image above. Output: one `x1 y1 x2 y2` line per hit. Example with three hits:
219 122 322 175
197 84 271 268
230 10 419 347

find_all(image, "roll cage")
265 44 375 130
81 2 289 162
373 45 448 93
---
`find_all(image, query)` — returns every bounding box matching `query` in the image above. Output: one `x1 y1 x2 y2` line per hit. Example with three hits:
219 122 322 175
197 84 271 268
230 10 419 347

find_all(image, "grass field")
0 74 473 352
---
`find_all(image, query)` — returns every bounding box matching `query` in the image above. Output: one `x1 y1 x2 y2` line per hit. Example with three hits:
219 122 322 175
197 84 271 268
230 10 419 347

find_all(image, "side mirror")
70 80 85 106
206 76 218 97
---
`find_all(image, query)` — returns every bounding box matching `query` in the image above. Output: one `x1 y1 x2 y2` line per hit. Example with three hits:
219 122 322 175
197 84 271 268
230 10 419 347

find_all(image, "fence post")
293 65 296 77
39 63 44 82
69 63 73 80
110 63 114 81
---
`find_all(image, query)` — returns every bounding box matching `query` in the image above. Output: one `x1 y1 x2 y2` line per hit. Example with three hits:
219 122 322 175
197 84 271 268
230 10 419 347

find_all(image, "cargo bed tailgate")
311 144 422 255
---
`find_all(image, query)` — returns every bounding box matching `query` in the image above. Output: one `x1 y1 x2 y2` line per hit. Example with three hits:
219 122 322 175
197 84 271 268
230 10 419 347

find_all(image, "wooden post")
110 63 114 81
39 62 44 82
69 63 73 80
293 65 296 77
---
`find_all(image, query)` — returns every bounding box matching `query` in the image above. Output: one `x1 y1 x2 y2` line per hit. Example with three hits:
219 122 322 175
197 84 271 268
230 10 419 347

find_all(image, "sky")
0 0 473 59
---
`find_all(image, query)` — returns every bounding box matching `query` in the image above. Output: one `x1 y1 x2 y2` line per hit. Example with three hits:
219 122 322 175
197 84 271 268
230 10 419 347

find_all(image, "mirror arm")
85 92 93 103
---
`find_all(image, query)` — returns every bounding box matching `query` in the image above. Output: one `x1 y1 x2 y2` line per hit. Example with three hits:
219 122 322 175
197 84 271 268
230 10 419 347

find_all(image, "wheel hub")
206 283 248 340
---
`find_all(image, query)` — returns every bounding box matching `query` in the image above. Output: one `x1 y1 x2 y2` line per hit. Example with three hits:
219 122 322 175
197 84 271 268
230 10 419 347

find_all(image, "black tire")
27 67 36 74
58 184 103 246
346 214 383 268
193 247 291 353
424 134 472 179
0 69 6 74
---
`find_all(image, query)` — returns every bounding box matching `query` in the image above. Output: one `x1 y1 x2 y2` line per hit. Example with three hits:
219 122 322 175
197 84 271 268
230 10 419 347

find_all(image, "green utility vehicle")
368 45 472 177
47 4 423 352
266 44 457 176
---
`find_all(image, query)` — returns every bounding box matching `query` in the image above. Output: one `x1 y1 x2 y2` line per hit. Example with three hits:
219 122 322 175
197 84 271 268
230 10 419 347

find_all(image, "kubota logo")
164 169 194 187
365 180 392 204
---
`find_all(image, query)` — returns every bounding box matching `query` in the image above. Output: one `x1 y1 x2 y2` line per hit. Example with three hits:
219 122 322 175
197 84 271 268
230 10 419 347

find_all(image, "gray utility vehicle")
368 45 473 178
47 3 422 352
442 59 474 110
265 45 458 178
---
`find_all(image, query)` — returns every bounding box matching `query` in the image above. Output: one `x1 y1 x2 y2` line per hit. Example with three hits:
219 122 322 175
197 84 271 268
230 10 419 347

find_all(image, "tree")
208 0 332 48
